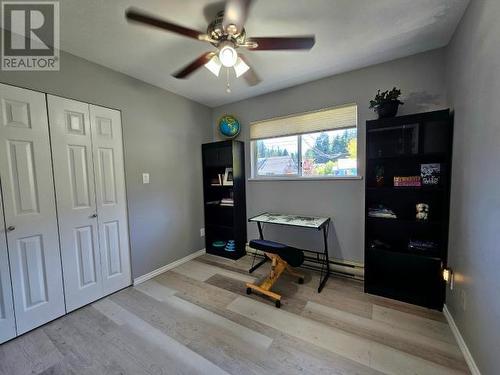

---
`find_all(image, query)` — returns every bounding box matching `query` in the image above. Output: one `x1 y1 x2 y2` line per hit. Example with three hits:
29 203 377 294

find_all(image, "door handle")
7 226 15 232
90 213 98 218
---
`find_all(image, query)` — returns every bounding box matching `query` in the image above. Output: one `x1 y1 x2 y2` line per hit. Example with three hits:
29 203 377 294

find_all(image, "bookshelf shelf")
367 216 442 226
366 186 446 192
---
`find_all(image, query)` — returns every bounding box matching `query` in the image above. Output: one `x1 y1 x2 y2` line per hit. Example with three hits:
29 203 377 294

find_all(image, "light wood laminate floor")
0 254 469 375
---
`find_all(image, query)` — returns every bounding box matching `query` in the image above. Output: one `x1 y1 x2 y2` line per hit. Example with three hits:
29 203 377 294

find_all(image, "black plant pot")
375 101 400 119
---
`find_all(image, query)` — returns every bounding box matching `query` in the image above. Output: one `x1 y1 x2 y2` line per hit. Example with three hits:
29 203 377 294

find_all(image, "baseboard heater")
246 245 364 281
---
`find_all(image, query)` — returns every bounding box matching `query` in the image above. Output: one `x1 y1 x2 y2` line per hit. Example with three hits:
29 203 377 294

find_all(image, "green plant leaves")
369 87 404 108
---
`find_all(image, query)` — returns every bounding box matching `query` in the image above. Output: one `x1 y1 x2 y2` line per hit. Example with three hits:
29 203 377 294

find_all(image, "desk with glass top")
248 212 331 293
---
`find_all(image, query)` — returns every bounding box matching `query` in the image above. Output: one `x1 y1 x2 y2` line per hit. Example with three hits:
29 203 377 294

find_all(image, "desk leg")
318 223 330 293
257 222 264 240
249 222 268 273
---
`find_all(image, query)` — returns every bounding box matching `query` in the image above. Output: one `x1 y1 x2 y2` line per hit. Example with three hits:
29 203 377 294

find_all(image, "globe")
218 115 241 139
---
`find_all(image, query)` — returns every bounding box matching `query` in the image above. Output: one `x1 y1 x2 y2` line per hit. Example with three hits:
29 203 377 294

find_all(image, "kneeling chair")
246 239 305 308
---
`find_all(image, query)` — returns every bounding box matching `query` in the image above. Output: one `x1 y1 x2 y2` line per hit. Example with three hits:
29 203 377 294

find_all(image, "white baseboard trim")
133 249 206 286
443 304 481 375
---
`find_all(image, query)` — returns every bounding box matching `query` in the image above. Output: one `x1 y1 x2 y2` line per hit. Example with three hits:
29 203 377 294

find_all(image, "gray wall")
0 51 212 279
445 0 500 373
212 49 448 263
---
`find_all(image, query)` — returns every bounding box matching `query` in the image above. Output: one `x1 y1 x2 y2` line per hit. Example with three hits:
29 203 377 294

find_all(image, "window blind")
250 103 357 140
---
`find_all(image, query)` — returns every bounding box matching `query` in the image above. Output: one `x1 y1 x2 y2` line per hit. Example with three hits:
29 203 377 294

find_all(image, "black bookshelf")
364 109 453 310
202 140 247 260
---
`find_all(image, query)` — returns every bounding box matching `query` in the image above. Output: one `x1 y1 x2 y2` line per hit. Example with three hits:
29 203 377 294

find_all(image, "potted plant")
369 87 404 118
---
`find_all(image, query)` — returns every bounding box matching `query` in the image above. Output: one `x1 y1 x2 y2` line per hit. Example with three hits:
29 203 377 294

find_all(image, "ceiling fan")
125 0 315 89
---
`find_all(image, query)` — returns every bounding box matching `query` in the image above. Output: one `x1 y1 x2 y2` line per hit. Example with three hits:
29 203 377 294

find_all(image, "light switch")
142 173 150 184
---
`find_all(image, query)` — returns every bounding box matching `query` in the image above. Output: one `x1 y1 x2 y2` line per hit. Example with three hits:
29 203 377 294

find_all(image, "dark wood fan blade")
223 0 252 34
239 55 261 86
245 36 315 50
126 8 205 40
172 52 215 79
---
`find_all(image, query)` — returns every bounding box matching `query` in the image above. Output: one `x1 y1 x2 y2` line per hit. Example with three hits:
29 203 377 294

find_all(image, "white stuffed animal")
416 203 429 221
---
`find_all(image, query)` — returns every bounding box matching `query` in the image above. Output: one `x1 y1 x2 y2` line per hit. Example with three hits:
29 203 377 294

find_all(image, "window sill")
248 176 363 182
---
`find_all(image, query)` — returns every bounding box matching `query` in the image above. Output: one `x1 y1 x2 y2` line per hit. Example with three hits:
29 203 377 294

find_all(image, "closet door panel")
0 190 16 344
90 105 131 294
47 95 103 312
0 84 65 334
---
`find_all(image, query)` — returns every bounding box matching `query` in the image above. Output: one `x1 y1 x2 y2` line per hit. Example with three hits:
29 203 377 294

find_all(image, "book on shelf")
394 176 421 187
220 198 234 207
408 239 438 252
206 200 220 205
368 205 397 219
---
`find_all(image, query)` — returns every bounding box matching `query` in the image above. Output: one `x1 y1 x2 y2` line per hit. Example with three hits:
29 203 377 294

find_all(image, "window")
255 136 299 176
301 128 357 177
251 104 358 178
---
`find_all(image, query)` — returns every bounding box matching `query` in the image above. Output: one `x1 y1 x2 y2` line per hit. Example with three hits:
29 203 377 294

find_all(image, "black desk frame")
248 217 331 293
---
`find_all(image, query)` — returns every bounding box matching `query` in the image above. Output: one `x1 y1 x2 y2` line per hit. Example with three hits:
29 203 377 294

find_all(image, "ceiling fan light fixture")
125 5 315 88
219 44 238 67
233 57 249 77
204 55 222 77
226 23 238 35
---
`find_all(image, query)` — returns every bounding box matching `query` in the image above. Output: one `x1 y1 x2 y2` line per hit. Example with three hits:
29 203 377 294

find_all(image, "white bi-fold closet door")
0 84 66 335
0 189 16 343
47 95 131 312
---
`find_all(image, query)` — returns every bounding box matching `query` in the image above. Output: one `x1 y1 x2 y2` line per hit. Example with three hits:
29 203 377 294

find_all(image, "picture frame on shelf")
421 163 441 186
210 174 223 186
223 167 233 186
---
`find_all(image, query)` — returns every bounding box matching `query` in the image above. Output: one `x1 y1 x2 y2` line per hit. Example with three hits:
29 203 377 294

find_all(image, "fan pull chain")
226 68 231 93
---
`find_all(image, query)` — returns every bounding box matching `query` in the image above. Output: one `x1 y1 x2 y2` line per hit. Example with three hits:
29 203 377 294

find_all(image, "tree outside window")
302 128 357 176
254 128 357 178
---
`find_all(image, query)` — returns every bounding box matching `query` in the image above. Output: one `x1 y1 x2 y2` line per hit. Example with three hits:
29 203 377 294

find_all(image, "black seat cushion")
249 239 287 253
249 239 304 267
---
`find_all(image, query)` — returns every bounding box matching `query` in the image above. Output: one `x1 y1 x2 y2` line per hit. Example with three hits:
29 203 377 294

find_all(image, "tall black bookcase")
202 140 247 260
365 109 453 310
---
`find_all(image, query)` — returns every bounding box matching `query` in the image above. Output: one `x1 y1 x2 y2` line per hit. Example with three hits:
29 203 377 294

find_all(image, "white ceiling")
59 0 469 107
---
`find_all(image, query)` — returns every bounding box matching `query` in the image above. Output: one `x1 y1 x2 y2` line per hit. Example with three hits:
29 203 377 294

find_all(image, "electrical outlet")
460 289 467 311
142 173 150 184
200 228 205 237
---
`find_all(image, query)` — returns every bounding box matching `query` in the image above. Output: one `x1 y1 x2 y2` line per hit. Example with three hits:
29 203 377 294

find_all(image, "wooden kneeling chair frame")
246 252 304 308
